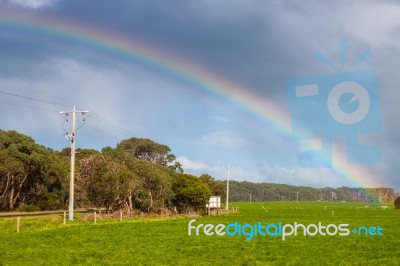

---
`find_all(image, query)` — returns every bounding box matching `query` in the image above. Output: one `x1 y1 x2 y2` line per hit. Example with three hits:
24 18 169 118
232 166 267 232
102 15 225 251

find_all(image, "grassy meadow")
0 201 399 265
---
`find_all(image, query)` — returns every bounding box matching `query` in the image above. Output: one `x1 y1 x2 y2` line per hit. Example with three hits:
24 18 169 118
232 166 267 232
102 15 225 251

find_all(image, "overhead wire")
73 107 133 140
62 118 69 134
88 113 133 137
1 90 133 142
76 117 86 131
84 123 122 141
0 90 72 108
0 100 59 113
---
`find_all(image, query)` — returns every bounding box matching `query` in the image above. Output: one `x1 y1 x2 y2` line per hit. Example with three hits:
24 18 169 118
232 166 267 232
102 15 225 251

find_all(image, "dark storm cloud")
2 0 400 188
15 0 311 95
0 1 375 93
2 0 395 86
41 0 392 98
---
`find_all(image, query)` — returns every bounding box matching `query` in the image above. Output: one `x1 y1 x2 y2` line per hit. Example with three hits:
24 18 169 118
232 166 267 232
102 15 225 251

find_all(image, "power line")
0 90 72 108
84 123 121 141
0 101 59 113
88 113 133 137
0 101 128 141
0 89 132 141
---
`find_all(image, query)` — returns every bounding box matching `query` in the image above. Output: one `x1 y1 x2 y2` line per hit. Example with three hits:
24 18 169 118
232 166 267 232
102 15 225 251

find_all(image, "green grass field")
1 201 399 265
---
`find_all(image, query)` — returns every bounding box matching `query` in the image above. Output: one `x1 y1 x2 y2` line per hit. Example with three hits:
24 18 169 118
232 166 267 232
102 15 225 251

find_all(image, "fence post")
63 211 66 224
120 211 122 222
16 216 20 233
94 211 97 224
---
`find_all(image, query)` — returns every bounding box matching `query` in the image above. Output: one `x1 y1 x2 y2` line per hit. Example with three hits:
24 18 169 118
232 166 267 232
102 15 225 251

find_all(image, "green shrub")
172 173 211 213
17 204 41 212
394 197 400 209
38 192 61 210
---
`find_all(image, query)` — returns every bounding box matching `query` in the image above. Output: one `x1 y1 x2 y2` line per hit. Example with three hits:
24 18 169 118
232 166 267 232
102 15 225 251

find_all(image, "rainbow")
0 8 386 197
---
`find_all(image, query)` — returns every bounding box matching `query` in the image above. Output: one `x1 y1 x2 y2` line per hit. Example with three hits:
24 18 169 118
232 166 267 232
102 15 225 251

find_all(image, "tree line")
0 130 396 213
226 181 397 203
0 130 223 213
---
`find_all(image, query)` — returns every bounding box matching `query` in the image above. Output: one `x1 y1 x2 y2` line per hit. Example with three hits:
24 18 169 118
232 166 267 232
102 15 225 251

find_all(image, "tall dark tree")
117 138 176 166
78 154 137 211
0 130 67 210
117 138 183 173
128 159 173 212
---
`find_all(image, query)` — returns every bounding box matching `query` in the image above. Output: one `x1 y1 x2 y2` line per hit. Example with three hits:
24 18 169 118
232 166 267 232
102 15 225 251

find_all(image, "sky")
0 0 399 191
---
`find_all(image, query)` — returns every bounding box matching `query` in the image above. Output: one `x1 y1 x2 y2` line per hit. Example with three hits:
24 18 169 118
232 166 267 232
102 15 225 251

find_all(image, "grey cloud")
2 0 400 189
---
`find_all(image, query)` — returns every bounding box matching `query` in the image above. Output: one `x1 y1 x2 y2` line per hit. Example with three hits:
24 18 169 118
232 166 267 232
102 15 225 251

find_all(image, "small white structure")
206 196 221 209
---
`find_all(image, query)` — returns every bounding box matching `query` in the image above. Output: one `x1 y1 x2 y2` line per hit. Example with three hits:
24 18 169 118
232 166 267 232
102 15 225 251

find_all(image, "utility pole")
226 164 232 211
60 106 88 221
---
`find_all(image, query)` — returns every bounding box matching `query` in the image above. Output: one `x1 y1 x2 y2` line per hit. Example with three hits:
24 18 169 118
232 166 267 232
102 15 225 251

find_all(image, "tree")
27 152 66 210
395 197 400 209
199 174 225 200
102 147 141 211
172 174 211 213
0 150 27 210
78 154 136 211
76 146 175 213
117 138 177 167
128 159 173 212
0 130 67 211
